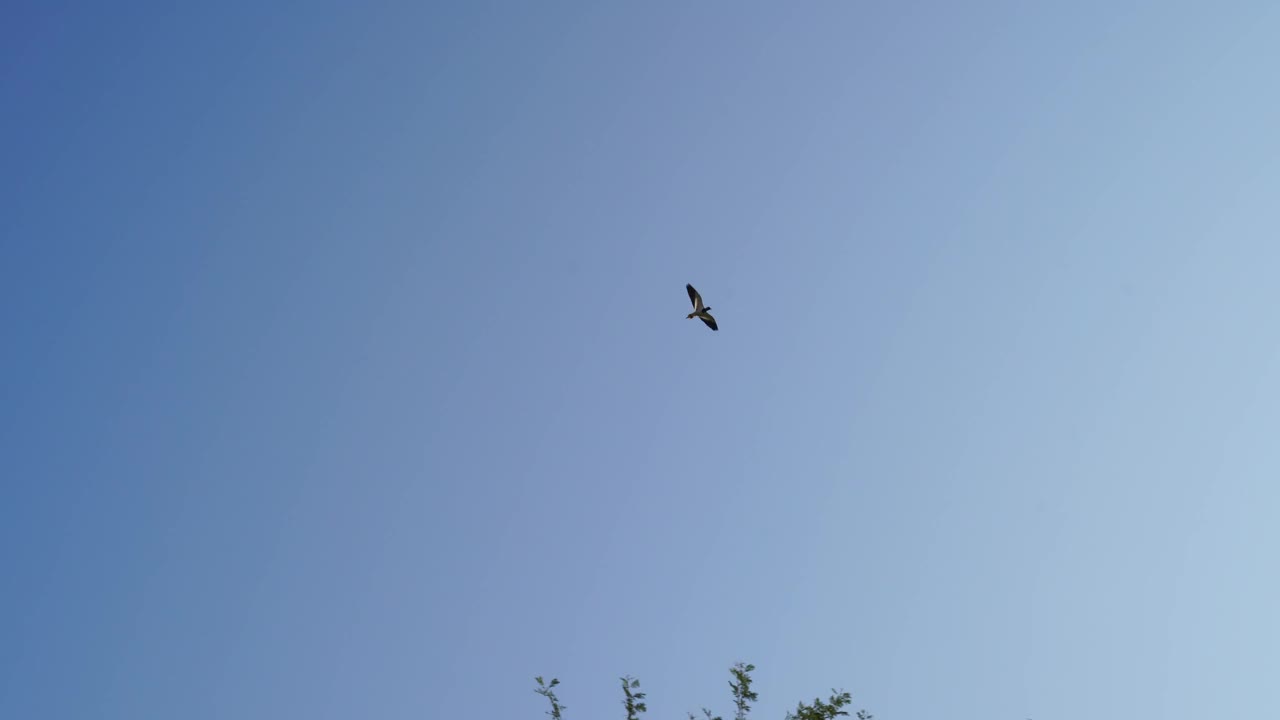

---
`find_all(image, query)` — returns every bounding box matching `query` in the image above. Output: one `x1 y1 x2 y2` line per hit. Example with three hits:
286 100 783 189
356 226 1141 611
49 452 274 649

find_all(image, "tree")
621 676 647 720
533 676 565 720
533 662 871 720
729 662 760 720
784 690 873 720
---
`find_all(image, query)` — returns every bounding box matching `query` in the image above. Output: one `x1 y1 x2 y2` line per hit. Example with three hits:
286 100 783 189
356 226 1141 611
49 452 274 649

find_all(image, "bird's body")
685 283 718 331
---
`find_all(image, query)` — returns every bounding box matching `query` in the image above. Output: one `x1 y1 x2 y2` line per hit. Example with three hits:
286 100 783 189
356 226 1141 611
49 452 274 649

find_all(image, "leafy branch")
621 675 647 720
534 676 565 720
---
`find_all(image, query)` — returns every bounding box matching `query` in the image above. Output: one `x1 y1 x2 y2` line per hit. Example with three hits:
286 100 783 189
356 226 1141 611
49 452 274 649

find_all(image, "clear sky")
4 3 1279 719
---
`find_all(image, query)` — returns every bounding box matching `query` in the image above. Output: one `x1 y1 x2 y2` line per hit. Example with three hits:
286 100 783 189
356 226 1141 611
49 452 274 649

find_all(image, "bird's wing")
699 313 718 331
686 284 703 311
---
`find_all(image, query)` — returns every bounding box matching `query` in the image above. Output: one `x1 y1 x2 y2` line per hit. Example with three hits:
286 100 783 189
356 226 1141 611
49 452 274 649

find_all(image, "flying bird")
686 283 718 331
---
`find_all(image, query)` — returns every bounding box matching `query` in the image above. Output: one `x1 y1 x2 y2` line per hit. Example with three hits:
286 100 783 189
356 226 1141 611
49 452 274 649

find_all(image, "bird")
685 283 719 331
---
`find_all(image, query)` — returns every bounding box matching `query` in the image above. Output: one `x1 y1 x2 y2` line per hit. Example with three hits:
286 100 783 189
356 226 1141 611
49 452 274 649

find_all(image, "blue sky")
4 3 1280 718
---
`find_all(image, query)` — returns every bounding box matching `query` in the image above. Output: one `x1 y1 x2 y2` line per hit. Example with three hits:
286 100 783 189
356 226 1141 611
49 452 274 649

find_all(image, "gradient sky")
4 3 1280 719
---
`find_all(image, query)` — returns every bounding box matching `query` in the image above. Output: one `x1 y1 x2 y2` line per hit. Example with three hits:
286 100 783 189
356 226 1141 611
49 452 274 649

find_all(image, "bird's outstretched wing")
700 313 718 331
686 283 703 311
